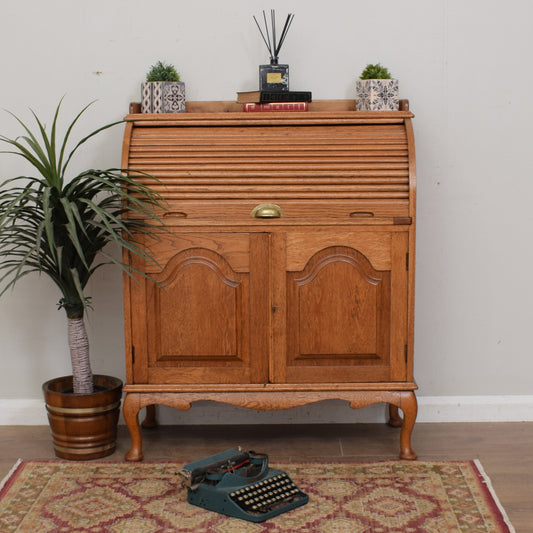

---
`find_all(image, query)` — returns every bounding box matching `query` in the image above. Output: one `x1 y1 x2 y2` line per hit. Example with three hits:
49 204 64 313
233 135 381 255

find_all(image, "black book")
237 90 312 104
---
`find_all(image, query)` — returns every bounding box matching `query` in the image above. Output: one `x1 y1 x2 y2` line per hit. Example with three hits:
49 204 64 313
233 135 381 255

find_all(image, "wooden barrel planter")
43 375 123 460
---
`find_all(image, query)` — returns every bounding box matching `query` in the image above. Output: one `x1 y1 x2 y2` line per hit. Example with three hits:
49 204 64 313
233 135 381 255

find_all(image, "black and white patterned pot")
141 81 186 113
355 79 399 111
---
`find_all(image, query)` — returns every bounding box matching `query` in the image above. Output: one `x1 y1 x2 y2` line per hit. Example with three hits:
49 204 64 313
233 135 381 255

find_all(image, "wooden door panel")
147 247 245 362
129 232 269 384
278 232 408 384
289 246 390 359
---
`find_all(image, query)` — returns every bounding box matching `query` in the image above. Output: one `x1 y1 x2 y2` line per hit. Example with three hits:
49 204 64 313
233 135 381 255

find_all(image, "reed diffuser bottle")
254 10 294 92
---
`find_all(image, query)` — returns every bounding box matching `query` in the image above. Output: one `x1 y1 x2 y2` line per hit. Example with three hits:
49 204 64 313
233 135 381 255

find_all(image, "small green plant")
359 63 392 80
146 61 180 82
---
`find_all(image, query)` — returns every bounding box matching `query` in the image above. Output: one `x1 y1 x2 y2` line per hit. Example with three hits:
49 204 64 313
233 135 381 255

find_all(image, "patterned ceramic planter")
355 79 399 111
141 81 186 113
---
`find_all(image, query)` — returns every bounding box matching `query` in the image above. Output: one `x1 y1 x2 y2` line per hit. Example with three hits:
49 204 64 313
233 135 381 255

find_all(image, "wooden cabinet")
121 100 418 461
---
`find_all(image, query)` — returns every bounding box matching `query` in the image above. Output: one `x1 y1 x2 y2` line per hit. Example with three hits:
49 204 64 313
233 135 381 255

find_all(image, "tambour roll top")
122 101 416 225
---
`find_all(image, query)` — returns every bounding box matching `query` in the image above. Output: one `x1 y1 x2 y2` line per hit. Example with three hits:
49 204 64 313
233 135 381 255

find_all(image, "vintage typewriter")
179 448 308 523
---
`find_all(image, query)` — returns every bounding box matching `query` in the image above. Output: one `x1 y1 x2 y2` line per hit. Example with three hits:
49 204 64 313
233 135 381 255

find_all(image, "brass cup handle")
251 203 283 219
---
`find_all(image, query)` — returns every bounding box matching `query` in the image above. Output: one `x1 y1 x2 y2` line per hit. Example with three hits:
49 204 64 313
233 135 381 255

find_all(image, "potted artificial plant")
0 100 164 460
141 60 186 113
355 63 399 111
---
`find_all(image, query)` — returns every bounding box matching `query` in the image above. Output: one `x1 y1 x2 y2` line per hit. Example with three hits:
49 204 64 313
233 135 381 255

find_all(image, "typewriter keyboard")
229 473 305 514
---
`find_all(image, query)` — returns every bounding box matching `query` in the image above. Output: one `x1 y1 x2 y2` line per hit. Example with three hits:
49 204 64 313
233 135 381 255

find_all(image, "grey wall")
1 1 532 421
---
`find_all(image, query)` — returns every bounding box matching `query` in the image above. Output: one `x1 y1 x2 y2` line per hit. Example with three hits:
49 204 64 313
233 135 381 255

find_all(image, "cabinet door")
271 230 409 384
128 232 269 384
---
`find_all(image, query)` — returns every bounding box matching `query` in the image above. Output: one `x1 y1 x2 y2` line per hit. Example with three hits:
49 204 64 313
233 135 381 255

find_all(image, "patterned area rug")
0 459 514 532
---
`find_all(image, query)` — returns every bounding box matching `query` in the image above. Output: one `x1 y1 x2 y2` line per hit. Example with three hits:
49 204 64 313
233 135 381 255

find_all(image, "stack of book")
237 90 312 112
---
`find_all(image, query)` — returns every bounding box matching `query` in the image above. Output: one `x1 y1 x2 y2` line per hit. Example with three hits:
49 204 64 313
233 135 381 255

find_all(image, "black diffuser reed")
253 10 294 65
254 10 294 92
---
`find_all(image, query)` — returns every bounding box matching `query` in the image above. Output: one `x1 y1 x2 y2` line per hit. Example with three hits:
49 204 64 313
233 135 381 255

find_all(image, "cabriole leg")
388 403 403 427
123 393 144 461
142 404 158 428
398 391 418 460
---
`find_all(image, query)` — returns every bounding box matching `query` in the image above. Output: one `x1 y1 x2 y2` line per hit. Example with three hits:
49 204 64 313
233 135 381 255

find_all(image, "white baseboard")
2 395 533 425
1 400 48 425
415 395 533 422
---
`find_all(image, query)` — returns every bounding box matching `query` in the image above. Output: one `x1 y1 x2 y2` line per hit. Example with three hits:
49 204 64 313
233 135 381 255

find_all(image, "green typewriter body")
179 448 308 523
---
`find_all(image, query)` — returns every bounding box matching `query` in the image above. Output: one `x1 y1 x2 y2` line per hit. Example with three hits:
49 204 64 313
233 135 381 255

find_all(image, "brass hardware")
251 203 283 219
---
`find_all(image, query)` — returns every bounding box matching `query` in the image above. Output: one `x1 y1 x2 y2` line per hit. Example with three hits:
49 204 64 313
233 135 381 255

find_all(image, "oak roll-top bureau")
121 99 418 461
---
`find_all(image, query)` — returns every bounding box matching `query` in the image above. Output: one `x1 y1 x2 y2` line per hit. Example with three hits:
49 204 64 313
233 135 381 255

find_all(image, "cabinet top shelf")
125 100 414 126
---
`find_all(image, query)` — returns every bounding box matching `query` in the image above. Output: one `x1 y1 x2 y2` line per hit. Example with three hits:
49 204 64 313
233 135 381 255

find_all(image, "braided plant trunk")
67 317 94 394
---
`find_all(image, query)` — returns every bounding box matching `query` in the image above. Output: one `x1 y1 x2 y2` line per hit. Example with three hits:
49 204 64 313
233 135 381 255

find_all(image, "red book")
243 102 309 112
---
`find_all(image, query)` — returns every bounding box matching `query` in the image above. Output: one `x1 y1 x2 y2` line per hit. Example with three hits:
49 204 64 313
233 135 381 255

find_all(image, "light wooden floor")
1 422 531 532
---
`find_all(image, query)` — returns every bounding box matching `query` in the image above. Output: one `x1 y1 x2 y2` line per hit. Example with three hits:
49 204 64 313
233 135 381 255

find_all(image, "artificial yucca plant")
146 61 181 82
359 63 392 80
0 100 165 394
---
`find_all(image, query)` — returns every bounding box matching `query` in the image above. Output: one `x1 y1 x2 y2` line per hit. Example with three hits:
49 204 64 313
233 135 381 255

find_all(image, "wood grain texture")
125 124 410 203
